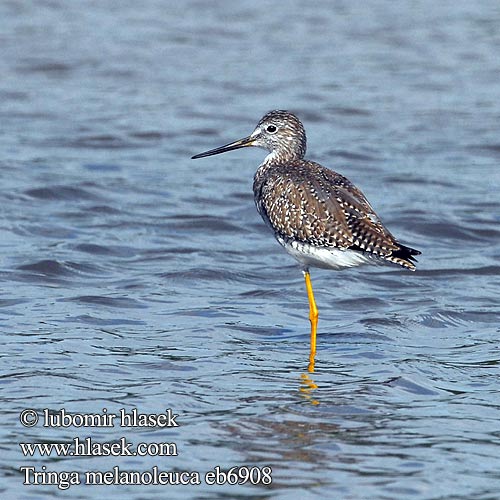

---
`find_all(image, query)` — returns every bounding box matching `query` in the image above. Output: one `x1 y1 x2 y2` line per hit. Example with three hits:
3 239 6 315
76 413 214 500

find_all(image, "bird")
192 110 420 371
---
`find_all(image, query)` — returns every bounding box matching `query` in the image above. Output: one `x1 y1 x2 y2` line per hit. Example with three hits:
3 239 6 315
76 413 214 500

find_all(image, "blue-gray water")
2 1 499 499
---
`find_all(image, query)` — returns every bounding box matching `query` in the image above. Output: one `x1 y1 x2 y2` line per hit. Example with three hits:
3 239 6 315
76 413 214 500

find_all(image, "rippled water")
2 1 500 499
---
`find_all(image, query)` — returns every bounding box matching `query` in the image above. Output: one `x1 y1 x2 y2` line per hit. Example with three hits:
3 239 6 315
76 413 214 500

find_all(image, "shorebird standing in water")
192 110 420 371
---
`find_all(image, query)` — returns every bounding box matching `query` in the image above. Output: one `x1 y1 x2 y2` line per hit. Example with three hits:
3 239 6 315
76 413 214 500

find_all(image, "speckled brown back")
253 159 419 270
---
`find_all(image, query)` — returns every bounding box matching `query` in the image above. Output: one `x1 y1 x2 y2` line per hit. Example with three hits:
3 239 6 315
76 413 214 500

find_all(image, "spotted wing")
254 160 419 269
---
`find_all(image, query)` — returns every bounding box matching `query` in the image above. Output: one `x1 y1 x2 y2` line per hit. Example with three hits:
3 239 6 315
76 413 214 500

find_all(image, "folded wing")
254 160 420 270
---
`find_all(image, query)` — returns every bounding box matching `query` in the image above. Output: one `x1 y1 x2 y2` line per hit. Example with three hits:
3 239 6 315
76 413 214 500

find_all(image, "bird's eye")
266 125 277 134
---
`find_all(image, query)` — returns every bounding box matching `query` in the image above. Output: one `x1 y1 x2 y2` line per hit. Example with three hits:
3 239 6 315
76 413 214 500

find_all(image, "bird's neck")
261 149 302 166
262 150 280 164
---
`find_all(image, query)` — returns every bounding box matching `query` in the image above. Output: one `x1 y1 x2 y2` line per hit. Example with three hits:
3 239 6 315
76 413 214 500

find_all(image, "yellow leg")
303 270 318 372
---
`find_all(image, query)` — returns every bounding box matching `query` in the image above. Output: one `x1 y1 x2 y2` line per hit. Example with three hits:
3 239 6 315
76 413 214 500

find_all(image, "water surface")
1 1 499 499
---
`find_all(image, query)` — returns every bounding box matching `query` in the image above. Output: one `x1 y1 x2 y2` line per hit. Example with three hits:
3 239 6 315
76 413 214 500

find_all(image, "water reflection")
299 373 320 406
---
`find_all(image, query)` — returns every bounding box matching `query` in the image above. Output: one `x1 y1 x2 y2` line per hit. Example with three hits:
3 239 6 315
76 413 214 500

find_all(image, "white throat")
262 150 279 164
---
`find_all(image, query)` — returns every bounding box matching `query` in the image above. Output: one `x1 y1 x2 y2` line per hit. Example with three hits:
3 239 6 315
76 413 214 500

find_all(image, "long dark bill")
191 136 255 159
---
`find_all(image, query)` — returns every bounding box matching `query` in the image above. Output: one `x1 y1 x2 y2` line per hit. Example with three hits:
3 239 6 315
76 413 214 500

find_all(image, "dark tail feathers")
391 244 421 270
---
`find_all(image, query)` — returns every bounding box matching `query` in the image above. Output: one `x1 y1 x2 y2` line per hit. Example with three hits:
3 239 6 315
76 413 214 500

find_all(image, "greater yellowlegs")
192 110 420 370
